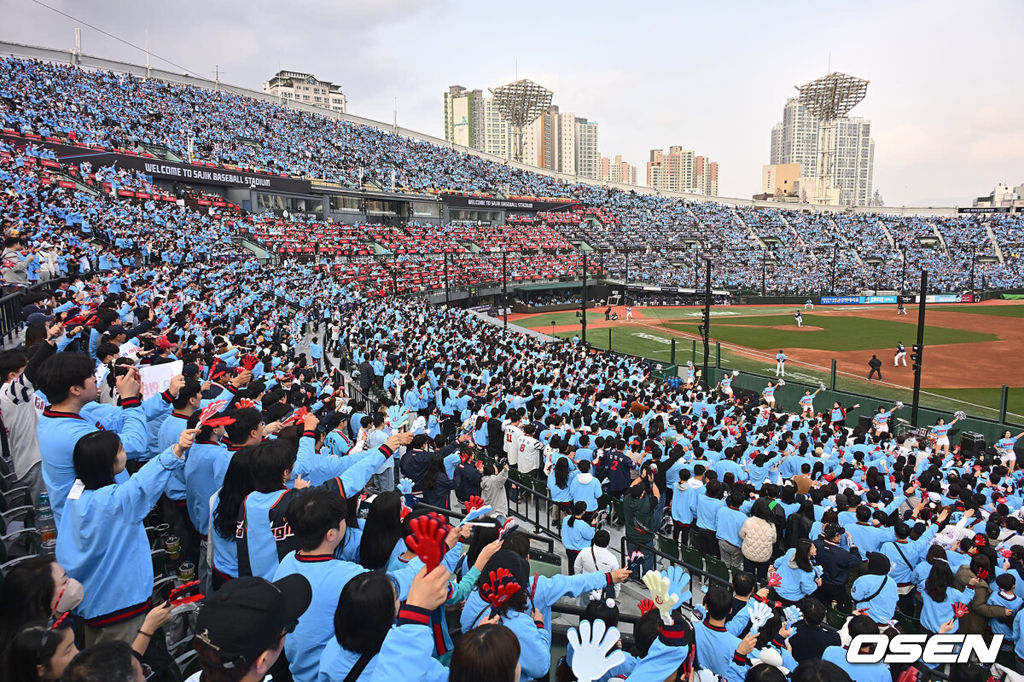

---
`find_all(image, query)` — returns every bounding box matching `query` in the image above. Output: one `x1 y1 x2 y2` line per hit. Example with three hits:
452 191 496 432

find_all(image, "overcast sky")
3 0 1022 206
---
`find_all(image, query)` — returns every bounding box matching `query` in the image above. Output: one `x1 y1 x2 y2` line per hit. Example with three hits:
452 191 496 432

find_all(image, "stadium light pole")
797 72 869 206
830 243 838 295
761 248 767 296
392 252 398 296
911 269 928 427
701 258 712 386
502 248 508 329
900 249 907 294
969 247 976 299
623 250 629 306
581 251 588 344
693 248 700 289
444 252 450 306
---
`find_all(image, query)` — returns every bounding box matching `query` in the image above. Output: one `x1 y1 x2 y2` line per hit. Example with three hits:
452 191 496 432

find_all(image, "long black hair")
793 538 814 573
554 457 570 489
925 559 956 602
359 492 404 570
422 454 446 490
212 448 255 540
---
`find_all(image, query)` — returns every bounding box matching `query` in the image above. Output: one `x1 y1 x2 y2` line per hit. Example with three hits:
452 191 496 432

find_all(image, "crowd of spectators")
2 53 1024 682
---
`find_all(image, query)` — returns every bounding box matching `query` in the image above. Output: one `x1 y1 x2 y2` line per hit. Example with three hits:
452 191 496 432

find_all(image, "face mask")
55 578 85 614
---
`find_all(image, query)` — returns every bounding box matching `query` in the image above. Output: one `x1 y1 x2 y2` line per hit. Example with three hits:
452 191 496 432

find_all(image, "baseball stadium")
0 3 1023 682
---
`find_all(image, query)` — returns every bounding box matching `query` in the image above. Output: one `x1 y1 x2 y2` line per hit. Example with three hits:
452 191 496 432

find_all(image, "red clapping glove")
405 513 450 571
952 602 969 619
480 568 520 611
768 572 782 588
465 496 486 513
241 354 259 371
637 598 656 615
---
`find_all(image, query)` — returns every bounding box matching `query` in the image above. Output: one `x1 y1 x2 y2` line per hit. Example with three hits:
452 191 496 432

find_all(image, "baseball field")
508 300 1024 424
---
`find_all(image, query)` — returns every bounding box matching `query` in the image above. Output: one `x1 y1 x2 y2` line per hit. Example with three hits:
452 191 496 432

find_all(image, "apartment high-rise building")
441 84 598 175
557 111 576 175
600 155 637 185
443 85 485 149
769 96 875 206
481 98 513 159
575 118 599 179
647 147 694 192
263 70 346 112
694 155 719 196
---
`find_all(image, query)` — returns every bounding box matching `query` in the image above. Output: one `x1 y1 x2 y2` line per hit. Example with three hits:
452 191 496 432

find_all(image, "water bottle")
36 492 57 555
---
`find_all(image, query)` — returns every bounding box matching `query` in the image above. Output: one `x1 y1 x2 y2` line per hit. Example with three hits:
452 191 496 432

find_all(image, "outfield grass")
662 314 997 351
929 305 1024 318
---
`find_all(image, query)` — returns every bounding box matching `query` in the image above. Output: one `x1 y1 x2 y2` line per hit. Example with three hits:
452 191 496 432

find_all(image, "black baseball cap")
193 575 311 668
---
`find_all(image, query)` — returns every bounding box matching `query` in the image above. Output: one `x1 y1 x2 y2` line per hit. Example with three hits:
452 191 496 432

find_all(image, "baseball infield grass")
662 314 997 351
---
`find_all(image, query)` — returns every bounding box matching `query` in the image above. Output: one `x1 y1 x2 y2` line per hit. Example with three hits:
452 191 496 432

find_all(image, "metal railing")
0 276 74 345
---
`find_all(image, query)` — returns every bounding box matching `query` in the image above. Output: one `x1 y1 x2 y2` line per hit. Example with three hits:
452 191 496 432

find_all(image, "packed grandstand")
1 49 1023 682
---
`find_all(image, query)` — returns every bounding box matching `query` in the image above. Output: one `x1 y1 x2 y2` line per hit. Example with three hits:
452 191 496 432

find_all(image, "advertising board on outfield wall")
820 295 898 305
820 294 974 305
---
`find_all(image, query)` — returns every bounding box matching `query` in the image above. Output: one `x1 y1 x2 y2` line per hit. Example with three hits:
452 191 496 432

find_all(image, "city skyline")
3 0 1022 206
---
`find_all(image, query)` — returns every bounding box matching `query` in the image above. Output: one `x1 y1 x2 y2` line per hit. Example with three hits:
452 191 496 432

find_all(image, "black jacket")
789 621 842 663
453 462 482 502
813 537 862 586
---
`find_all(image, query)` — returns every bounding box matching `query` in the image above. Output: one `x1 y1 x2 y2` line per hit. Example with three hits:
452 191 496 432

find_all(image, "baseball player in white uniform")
804 299 814 310
793 311 803 327
625 305 633 320
894 341 907 366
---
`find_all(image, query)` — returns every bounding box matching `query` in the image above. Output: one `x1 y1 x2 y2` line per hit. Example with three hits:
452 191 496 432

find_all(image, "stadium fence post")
830 359 837 390
608 327 612 351
692 339 696 363
715 342 721 368
671 338 676 364
1000 385 1009 424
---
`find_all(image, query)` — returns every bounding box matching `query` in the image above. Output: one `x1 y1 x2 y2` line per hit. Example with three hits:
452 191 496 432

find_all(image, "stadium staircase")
777 212 810 252
986 222 1006 264
139 141 182 162
875 218 898 251
50 167 101 196
731 208 768 249
827 218 868 267
928 219 952 257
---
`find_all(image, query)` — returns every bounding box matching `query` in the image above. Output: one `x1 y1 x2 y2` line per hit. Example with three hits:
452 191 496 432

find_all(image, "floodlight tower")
489 79 553 164
796 72 868 206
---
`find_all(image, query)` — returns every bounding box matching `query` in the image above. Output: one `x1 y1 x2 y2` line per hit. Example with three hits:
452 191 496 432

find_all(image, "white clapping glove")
567 618 627 682
642 570 679 624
